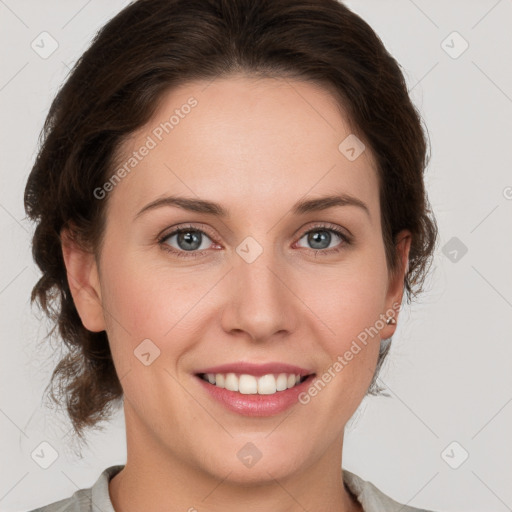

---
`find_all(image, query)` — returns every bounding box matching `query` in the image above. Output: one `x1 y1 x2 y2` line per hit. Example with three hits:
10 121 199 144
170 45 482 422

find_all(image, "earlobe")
60 228 106 333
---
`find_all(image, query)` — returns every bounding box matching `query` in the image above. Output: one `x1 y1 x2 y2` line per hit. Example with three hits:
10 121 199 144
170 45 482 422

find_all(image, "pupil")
309 231 330 249
178 230 201 251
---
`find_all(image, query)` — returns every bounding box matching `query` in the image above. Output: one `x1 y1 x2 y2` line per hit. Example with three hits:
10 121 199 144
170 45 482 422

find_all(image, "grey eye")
297 229 343 250
163 229 213 252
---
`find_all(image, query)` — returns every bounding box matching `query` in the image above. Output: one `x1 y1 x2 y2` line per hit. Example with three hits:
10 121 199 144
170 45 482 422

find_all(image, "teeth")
225 373 238 392
276 373 288 391
202 372 304 395
239 374 258 394
216 373 225 388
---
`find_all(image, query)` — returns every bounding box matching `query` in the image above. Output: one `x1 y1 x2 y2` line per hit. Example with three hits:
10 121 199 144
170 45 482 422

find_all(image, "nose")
220 248 298 343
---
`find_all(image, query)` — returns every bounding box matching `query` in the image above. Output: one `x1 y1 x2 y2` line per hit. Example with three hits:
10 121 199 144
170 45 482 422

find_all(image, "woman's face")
66 75 410 482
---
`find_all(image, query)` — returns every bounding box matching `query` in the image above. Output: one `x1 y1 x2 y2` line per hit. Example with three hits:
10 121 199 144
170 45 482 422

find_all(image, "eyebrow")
134 193 371 220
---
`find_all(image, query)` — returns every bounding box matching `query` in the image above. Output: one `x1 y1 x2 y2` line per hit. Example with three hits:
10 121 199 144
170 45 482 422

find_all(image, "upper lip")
195 362 315 377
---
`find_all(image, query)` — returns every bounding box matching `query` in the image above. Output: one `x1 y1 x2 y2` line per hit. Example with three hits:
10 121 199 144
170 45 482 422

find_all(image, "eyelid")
299 222 352 242
159 222 351 242
158 222 217 242
158 221 352 257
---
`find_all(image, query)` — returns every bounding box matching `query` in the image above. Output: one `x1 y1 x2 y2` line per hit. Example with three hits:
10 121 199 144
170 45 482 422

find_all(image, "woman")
24 0 438 510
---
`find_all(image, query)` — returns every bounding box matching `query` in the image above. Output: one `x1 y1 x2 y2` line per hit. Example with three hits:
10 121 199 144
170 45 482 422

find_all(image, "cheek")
99 242 210 349
298 252 389 339
295 251 389 399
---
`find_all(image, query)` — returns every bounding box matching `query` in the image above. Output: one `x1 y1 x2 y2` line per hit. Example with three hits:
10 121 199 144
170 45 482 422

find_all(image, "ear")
380 229 412 339
60 227 106 332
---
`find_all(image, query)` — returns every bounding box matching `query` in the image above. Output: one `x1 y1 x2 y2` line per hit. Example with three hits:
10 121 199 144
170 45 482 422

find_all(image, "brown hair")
24 0 438 446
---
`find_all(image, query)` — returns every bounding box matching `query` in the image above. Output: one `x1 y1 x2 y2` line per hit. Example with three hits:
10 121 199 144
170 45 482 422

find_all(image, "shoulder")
25 465 125 512
25 490 91 512
343 469 437 512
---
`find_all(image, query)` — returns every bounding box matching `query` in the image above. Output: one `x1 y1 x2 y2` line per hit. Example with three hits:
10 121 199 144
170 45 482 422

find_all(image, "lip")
194 361 314 377
195 374 316 416
193 362 316 417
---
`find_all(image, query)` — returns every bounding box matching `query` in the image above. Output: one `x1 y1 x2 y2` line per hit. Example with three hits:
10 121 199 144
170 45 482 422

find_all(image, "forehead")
109 75 379 221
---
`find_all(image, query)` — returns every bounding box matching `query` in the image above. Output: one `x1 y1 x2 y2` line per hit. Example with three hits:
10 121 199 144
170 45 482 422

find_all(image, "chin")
198 443 310 486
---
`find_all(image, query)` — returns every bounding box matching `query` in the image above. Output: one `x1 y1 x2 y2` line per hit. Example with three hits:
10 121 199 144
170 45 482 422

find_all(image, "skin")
62 75 411 512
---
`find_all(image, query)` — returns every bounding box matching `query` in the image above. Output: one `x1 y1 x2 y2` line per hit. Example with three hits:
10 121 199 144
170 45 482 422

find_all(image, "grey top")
27 465 435 512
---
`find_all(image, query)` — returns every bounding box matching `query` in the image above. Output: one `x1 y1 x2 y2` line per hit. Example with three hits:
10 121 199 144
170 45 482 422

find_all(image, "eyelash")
157 223 352 259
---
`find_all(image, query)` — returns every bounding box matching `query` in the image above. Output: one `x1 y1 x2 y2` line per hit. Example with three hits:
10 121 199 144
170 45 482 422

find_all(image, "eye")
158 225 216 259
295 223 351 256
158 222 351 259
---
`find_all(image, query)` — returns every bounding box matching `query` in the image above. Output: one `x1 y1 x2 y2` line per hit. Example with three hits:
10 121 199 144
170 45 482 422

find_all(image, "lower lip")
195 374 316 417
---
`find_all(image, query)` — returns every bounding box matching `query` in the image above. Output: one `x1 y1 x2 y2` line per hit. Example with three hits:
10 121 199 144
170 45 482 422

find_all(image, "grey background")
1 0 511 510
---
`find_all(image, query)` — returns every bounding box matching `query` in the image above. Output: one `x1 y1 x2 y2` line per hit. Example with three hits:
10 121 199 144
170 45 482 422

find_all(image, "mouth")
195 372 315 395
193 362 317 416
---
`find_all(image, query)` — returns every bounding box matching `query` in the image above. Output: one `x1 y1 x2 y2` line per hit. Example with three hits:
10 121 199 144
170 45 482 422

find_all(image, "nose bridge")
223 237 296 339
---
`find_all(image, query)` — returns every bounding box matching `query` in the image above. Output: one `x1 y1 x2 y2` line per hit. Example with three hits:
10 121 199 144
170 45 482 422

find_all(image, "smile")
198 372 310 395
